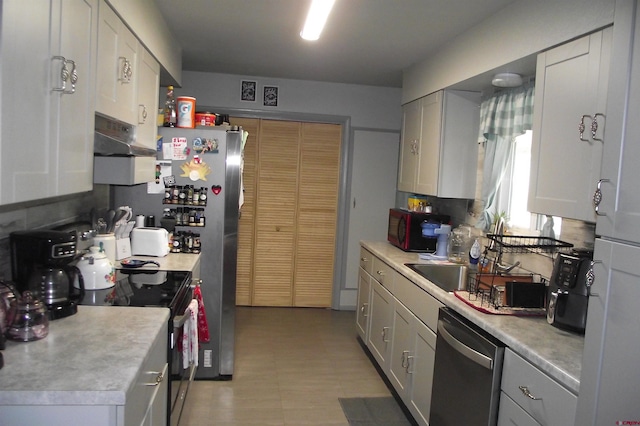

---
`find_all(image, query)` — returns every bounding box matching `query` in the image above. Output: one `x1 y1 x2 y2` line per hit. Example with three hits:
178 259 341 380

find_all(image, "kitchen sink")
405 263 468 292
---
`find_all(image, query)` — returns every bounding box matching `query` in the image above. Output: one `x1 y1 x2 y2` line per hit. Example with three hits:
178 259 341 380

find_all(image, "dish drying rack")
465 234 573 310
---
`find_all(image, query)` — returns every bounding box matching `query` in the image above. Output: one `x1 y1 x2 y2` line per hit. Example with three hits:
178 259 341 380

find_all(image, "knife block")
116 237 131 260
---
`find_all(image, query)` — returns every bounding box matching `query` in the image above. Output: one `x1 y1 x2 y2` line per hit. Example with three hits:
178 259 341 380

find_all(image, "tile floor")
179 307 394 425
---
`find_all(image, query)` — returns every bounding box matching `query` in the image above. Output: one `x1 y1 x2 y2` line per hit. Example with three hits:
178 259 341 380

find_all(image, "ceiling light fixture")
300 0 336 41
491 72 523 88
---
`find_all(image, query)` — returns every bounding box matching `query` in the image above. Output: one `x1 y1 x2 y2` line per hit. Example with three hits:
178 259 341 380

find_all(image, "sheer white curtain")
476 84 535 231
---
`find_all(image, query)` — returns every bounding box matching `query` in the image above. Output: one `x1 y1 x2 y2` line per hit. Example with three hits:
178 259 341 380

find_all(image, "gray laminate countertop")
361 241 585 394
0 306 169 406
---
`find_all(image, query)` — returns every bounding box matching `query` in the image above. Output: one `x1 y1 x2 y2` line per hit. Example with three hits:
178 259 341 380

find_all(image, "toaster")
130 227 170 257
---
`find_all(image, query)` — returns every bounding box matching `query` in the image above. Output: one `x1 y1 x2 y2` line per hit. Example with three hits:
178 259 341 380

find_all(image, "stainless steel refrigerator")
113 126 242 379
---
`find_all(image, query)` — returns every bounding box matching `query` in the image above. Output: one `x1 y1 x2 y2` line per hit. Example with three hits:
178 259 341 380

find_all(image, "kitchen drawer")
501 349 577 426
372 256 395 292
395 273 442 332
498 391 540 426
360 248 374 275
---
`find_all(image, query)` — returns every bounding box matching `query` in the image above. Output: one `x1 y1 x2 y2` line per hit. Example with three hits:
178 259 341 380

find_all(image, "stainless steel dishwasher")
429 307 505 425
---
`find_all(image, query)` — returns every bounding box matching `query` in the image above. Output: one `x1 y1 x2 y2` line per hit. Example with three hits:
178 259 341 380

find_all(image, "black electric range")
78 268 194 425
79 269 192 309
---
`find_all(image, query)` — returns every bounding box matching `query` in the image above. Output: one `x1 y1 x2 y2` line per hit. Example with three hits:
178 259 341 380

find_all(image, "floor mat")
338 396 414 425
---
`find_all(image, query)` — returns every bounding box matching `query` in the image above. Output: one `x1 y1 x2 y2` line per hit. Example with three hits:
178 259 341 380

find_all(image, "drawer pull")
519 385 541 400
360 257 369 263
145 371 164 386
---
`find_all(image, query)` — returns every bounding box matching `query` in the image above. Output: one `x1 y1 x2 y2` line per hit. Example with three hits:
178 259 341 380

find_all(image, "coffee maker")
546 250 593 334
10 230 85 320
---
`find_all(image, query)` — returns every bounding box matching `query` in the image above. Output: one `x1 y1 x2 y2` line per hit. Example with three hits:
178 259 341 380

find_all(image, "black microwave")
387 208 450 252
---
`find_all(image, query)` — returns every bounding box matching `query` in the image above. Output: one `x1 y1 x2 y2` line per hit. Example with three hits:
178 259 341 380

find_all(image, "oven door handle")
173 313 189 329
437 319 493 370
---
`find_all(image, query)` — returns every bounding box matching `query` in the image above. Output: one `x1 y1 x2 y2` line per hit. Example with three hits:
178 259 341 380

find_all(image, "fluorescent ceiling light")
300 0 336 41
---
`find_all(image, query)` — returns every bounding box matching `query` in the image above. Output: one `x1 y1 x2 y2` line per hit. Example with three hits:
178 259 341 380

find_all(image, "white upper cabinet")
595 1 640 244
398 90 480 198
528 27 612 222
95 0 139 125
136 48 160 150
0 0 98 205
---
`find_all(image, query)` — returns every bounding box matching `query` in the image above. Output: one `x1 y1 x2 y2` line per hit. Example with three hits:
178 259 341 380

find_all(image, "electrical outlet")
204 349 212 367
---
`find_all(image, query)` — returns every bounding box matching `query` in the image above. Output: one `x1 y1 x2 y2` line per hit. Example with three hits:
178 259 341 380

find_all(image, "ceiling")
153 0 522 88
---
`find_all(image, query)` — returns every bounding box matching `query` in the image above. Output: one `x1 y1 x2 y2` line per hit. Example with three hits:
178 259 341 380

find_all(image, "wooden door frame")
205 105 351 310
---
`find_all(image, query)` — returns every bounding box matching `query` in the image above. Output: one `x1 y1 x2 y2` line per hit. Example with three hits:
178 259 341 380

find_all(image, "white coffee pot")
75 246 115 290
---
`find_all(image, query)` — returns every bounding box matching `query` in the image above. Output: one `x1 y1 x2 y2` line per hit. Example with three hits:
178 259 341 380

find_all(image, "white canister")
135 215 146 228
93 234 116 263
177 96 196 128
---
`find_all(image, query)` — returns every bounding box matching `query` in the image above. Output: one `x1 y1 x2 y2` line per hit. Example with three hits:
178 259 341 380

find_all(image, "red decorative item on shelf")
193 284 210 343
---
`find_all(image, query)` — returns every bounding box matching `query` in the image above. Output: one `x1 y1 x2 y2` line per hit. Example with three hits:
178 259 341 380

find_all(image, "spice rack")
161 185 207 254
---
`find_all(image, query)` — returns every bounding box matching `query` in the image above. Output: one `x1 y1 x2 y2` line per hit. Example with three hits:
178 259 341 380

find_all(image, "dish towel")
182 299 199 369
193 285 210 343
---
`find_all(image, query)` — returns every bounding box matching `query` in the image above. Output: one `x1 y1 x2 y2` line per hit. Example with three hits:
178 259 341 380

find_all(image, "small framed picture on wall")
240 80 257 102
263 86 279 107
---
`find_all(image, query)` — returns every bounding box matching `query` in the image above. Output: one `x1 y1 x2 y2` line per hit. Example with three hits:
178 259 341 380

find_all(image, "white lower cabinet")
356 268 371 342
389 300 437 425
357 246 441 426
498 349 577 426
367 279 394 370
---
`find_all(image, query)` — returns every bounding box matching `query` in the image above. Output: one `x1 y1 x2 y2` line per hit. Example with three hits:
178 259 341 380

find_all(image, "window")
496 130 561 236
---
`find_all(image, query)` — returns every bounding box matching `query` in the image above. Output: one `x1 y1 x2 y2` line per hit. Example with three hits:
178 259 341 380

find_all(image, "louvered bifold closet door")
293 123 341 307
252 120 300 306
232 117 259 306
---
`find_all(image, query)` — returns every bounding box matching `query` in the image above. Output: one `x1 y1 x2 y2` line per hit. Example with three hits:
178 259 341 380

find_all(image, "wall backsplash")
0 185 110 282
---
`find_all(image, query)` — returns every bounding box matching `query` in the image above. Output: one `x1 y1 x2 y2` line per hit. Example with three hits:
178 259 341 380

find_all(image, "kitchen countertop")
361 240 585 394
0 306 169 406
118 252 200 272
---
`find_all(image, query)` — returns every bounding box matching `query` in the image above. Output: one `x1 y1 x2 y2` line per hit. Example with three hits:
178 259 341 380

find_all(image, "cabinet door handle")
360 257 369 263
52 56 68 92
139 104 148 124
361 302 368 317
593 179 610 216
401 350 410 368
145 371 164 386
518 386 542 400
591 113 605 142
586 260 601 297
119 57 133 83
381 326 390 342
406 355 415 374
579 115 591 142
64 59 77 94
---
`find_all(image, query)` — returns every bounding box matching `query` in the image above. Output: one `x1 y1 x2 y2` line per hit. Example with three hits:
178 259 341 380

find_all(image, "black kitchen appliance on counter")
10 230 85 320
78 269 195 426
547 250 594 334
387 208 450 252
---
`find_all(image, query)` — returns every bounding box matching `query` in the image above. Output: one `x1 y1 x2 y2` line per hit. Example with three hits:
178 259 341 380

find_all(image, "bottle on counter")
163 85 177 127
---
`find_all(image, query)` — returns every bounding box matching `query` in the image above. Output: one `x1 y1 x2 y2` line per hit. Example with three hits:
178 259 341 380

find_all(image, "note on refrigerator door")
147 161 172 194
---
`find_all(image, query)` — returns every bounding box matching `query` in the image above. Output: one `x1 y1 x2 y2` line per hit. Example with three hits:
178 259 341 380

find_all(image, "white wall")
175 71 402 130
403 0 615 103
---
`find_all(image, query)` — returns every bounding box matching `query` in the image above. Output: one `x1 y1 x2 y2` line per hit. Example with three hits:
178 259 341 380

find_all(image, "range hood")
93 114 156 157
93 114 157 185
